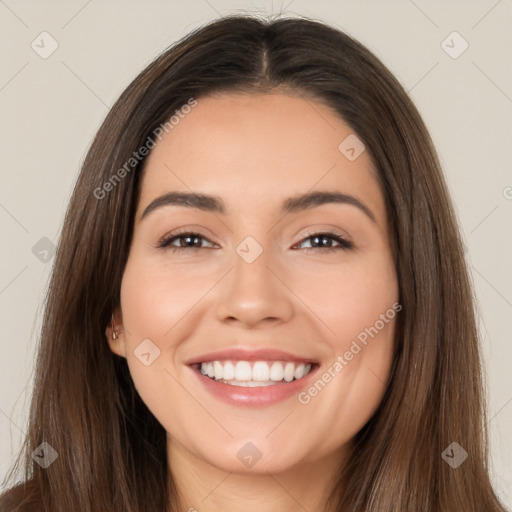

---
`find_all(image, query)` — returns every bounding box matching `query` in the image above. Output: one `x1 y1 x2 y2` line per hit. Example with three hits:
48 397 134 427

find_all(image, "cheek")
293 253 398 349
118 258 185 410
120 255 213 338
118 253 230 429
291 254 398 437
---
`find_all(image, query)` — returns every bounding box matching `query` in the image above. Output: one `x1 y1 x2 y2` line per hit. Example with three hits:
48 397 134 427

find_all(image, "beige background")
1 0 511 505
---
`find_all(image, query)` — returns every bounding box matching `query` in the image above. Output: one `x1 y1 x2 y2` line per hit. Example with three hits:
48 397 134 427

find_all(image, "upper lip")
185 347 318 365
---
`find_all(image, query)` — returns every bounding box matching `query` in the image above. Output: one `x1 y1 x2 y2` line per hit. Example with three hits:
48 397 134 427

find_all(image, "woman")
1 14 507 512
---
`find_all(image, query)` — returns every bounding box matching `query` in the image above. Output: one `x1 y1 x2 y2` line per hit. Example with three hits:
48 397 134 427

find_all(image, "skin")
107 92 399 512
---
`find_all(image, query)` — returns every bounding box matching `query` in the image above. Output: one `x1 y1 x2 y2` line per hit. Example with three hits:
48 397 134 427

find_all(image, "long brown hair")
1 14 507 512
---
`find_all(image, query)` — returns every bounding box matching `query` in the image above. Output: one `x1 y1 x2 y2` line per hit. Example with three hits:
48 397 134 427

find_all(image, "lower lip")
189 365 319 407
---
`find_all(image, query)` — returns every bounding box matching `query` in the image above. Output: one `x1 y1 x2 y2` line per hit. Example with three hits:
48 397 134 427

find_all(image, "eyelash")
156 230 353 254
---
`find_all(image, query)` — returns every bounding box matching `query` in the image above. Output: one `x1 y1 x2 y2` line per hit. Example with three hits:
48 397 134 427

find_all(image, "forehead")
137 92 385 224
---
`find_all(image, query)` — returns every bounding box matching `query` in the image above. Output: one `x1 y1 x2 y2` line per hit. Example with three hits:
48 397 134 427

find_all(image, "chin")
194 437 310 475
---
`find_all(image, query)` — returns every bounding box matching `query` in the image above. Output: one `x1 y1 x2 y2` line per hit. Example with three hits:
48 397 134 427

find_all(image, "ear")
106 308 127 358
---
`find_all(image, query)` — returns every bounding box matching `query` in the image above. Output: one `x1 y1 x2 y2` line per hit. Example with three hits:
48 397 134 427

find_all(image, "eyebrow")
139 190 376 223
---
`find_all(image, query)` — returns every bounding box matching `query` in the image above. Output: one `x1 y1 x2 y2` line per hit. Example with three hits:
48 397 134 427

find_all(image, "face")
108 92 399 475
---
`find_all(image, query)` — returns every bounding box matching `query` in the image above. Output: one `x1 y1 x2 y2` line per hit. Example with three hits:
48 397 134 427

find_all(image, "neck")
166 438 348 512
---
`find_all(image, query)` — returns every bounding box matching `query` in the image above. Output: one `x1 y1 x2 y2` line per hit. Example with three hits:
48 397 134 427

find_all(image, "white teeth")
198 360 313 385
252 361 270 381
269 361 284 381
294 363 305 379
234 361 252 381
284 362 295 382
223 361 235 380
214 361 223 380
224 380 278 387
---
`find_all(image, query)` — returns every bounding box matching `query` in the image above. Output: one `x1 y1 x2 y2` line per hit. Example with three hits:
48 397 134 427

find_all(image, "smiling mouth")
192 360 316 387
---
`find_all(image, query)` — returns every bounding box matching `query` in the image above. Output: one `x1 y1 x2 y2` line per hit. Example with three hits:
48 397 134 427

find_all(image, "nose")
214 242 295 329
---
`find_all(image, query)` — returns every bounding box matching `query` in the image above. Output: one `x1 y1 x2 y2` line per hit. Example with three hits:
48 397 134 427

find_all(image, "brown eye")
157 232 215 252
295 232 353 252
